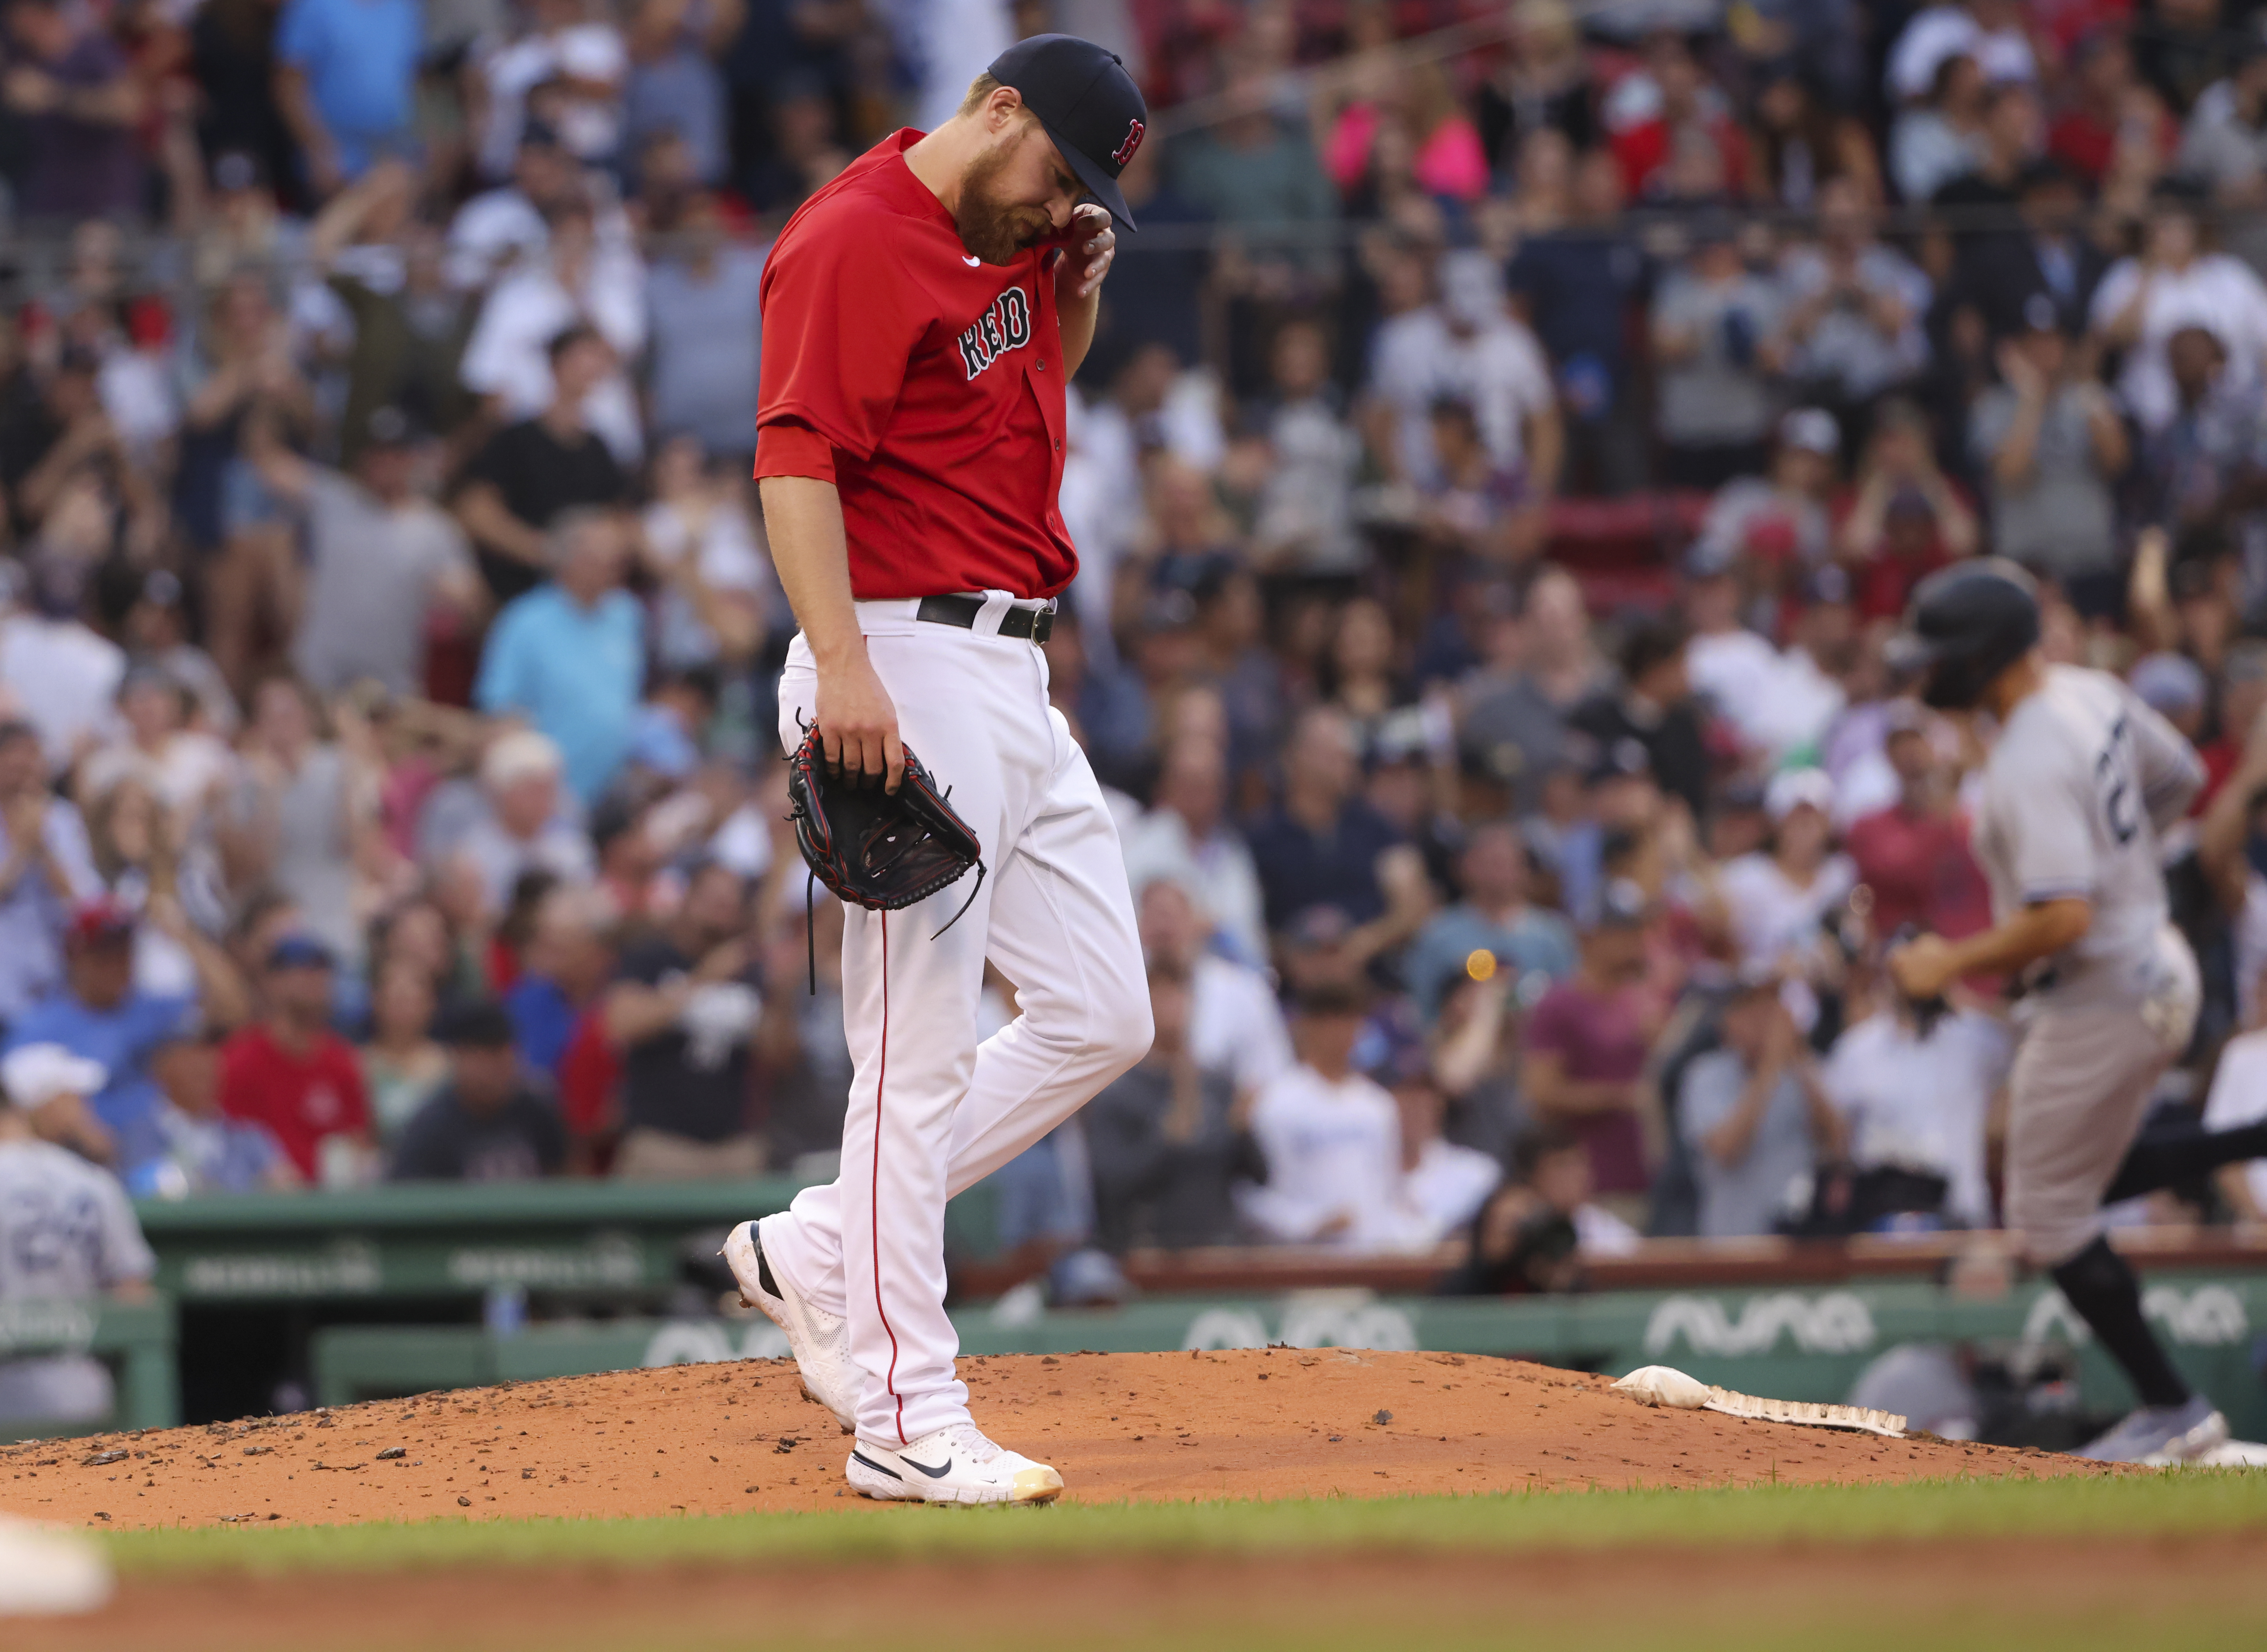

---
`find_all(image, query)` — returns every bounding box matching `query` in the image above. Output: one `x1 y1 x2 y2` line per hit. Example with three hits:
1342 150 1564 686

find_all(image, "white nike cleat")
2077 1394 2231 1464
720 1216 858 1433
845 1423 1065 1506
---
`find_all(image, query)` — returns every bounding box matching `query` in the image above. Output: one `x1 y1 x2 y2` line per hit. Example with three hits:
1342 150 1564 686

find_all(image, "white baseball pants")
769 595 1151 1446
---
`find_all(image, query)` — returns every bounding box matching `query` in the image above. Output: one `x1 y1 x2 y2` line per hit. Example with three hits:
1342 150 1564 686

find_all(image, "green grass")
103 1468 2267 1578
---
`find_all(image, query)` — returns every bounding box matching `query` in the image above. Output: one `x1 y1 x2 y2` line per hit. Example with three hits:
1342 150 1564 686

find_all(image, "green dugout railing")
309 1269 2267 1441
0 1297 180 1439
133 1180 1003 1303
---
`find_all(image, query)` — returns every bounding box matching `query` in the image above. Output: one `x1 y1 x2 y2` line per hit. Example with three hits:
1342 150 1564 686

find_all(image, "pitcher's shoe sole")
720 1218 857 1434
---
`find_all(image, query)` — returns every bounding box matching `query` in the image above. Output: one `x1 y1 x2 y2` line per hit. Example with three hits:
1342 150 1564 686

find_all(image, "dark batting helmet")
1889 559 2041 711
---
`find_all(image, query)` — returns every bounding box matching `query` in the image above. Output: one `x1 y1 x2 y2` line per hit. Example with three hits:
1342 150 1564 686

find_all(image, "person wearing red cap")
726 37 1154 1506
4 895 250 1190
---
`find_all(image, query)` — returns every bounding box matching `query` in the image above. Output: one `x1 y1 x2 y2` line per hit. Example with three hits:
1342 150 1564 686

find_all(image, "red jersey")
218 1024 372 1179
1844 802 1992 945
754 130 1076 600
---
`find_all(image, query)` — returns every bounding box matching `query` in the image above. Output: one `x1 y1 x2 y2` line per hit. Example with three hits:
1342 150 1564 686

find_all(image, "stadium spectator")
751 894 845 1176
8 898 243 1187
1247 706 1432 964
1822 984 2012 1230
1570 619 1709 823
220 675 370 966
1969 298 2128 603
1402 819 1575 1025
389 998 566 1181
218 933 371 1183
1952 158 2109 343
0 718 101 1025
360 958 447 1145
454 322 634 604
1508 139 1647 495
1844 704 1992 944
1677 975 1847 1238
1368 248 1560 521
273 0 421 194
473 509 643 806
248 403 482 698
1249 319 1365 575
1648 218 1790 490
1237 981 1410 1251
1834 399 1980 617
474 0 629 178
1780 179 1933 416
1134 876 1294 1112
1458 567 1604 819
502 886 614 1081
603 859 760 1178
446 730 593 917
2090 190 2267 436
1389 1064 1501 1244
1120 737 1267 967
147 1031 297 1195
1891 52 1988 205
2 554 126 774
1520 883 1659 1213
0 0 146 222
1475 0 1595 174
313 172 480 462
1442 1121 1641 1294
645 192 767 456
1086 959 1243 1252
1716 769 1855 985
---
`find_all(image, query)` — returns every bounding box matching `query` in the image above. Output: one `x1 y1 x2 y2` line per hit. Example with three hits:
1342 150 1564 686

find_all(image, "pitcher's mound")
2 1349 2102 1529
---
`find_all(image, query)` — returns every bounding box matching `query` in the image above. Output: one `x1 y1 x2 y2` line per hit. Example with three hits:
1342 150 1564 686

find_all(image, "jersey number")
2096 716 2139 846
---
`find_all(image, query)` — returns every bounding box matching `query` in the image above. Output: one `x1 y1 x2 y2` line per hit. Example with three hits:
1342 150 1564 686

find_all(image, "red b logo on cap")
1112 119 1145 167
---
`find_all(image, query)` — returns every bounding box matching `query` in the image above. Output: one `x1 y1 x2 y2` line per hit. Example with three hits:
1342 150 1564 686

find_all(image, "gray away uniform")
1971 666 2204 1263
0 1139 156 1423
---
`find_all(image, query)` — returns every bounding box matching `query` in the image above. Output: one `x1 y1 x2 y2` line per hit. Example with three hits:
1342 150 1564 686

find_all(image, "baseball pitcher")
721 37 1155 1504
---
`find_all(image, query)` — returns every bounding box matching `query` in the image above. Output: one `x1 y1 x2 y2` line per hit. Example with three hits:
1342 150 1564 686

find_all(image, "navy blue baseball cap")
987 34 1148 232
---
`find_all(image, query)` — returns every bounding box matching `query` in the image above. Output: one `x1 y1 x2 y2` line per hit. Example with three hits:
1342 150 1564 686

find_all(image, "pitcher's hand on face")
816 647 904 793
1064 205 1115 297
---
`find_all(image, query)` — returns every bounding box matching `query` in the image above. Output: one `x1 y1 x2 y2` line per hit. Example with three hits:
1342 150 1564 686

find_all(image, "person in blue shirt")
274 0 423 193
474 507 645 804
1401 819 1578 1024
501 886 613 1079
6 898 250 1187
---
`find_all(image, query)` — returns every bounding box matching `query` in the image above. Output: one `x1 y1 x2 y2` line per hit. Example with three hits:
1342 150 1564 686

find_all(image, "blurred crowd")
11 0 2267 1307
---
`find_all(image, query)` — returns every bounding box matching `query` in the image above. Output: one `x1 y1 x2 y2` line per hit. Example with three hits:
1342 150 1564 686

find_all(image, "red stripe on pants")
873 912 905 1443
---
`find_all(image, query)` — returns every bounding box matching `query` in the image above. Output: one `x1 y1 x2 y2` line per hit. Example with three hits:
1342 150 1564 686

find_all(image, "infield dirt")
21 1537 2266 1652
1 1349 2102 1530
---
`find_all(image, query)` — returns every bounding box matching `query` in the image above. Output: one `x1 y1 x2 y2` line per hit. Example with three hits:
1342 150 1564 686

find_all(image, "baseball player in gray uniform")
1887 560 2227 1462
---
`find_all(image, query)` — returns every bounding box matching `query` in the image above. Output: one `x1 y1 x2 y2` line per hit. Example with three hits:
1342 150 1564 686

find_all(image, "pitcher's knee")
2006 1192 2098 1270
1065 988 1151 1074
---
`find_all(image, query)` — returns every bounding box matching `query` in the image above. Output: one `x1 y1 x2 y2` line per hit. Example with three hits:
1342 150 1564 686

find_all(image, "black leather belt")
916 594 1054 643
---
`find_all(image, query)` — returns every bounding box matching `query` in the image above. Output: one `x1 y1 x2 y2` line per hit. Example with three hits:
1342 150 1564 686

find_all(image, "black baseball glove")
785 721 985 988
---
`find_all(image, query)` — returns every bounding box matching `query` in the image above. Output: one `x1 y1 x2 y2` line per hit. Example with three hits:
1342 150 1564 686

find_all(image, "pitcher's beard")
956 143 1055 265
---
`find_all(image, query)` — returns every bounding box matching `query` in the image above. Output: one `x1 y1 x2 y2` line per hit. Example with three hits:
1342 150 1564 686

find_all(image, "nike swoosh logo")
963 255 981 267
904 1455 954 1479
851 1449 902 1481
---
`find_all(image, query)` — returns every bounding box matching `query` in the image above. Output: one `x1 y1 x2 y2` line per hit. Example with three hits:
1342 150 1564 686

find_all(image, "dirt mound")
0 1349 2100 1529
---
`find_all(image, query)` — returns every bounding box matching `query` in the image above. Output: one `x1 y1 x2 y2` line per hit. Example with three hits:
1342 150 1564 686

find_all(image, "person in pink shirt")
1326 61 1489 204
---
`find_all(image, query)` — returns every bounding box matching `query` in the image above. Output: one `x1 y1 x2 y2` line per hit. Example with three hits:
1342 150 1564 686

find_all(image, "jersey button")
1035 359 1046 371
